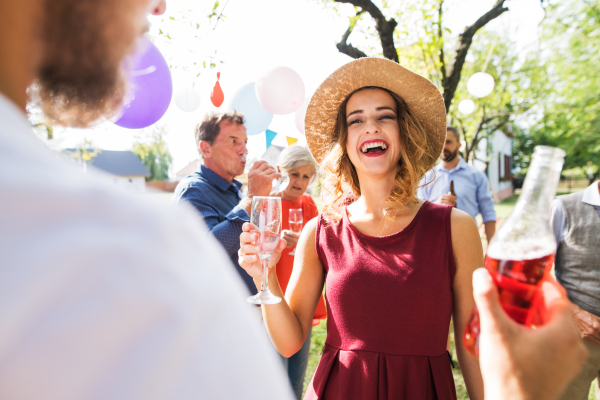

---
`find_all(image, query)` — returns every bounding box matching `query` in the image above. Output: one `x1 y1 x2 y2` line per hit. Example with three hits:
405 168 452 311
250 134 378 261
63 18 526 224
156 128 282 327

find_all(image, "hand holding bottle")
474 268 587 400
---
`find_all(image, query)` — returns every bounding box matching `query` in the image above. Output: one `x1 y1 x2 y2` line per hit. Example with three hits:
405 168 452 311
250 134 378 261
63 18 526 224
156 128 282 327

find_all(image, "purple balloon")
113 36 173 129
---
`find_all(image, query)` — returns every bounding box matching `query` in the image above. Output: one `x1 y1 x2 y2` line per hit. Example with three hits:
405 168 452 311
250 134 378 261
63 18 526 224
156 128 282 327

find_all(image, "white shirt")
550 181 600 243
0 93 293 400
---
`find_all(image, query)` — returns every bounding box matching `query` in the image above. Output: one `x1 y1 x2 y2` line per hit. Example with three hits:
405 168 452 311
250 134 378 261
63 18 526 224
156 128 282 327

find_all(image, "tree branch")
335 0 398 62
438 0 447 87
337 10 368 59
443 0 509 112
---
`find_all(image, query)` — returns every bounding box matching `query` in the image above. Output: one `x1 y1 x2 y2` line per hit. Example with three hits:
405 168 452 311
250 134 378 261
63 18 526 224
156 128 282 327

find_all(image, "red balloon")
211 72 224 107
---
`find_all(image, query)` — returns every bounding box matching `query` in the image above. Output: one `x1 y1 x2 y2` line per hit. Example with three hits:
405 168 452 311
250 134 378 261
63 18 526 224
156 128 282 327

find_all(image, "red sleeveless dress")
304 201 457 400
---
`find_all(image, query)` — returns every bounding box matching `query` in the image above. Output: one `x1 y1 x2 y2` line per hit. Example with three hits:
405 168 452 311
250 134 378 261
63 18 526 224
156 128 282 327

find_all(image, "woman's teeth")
361 142 388 153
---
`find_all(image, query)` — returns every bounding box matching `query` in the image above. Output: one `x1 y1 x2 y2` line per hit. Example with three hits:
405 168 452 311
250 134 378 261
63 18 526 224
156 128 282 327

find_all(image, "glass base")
247 290 282 305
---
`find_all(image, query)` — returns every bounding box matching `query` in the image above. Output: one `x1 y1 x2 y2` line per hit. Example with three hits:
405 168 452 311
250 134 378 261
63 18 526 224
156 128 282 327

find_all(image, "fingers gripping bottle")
463 146 566 357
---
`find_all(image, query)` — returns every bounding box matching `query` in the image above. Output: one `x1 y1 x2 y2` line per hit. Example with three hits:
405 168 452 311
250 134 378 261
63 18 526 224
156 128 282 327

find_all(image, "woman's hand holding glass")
238 222 286 289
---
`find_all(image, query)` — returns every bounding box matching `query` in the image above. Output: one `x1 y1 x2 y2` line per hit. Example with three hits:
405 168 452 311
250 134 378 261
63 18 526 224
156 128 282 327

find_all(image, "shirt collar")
435 157 467 173
199 164 242 192
581 181 600 207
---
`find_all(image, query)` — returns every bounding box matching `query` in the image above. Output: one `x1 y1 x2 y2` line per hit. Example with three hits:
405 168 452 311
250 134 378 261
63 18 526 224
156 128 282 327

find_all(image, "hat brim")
304 57 446 170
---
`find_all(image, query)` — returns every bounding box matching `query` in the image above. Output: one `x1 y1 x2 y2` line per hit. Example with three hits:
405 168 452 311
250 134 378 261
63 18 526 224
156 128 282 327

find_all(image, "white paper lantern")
467 72 495 98
458 99 475 115
175 88 201 112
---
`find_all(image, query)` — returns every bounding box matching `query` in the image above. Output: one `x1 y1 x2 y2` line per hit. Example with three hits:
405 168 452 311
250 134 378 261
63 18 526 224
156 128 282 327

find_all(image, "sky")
50 0 545 174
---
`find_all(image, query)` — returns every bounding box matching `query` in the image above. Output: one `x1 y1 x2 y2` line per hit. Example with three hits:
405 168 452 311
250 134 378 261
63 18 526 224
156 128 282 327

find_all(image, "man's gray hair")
277 145 318 181
446 126 460 142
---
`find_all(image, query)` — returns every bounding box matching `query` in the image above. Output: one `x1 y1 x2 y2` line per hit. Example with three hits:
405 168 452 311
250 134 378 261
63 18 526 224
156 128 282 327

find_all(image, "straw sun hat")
304 57 446 171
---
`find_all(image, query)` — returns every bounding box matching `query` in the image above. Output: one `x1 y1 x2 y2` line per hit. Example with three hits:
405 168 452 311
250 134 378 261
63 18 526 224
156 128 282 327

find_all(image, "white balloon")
467 72 495 98
458 99 475 115
256 66 305 115
294 97 310 135
175 88 201 112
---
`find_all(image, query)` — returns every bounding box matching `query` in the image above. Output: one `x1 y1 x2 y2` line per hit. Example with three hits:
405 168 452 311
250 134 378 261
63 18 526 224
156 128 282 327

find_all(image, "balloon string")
482 37 498 73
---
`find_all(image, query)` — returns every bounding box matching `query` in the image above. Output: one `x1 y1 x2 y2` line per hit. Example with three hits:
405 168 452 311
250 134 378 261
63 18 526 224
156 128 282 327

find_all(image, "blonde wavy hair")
320 86 436 222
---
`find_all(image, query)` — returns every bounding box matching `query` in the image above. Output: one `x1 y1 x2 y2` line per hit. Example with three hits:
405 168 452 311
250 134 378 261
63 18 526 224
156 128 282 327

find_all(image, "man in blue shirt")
172 112 280 294
419 126 496 243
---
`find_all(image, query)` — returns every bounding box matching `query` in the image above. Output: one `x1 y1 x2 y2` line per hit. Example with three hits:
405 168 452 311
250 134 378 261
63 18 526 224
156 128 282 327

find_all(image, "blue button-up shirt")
418 158 497 223
172 164 255 294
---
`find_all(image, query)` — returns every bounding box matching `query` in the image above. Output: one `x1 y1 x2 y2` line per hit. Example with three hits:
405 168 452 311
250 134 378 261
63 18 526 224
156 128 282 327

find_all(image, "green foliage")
514 0 600 174
319 0 524 164
132 125 173 181
69 139 101 163
451 32 550 165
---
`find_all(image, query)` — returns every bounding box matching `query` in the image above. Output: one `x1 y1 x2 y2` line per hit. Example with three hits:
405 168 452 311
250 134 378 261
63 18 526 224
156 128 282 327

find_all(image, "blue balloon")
229 82 273 135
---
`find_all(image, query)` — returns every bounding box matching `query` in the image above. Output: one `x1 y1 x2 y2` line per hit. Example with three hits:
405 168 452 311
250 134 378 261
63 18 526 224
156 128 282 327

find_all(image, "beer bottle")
449 180 456 208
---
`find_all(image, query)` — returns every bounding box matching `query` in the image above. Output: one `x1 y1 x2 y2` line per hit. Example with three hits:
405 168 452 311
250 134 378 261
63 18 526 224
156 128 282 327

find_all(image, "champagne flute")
247 196 282 305
288 208 303 256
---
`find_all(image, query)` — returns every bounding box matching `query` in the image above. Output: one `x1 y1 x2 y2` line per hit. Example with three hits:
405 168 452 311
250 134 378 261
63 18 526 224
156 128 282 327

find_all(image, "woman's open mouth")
360 140 389 157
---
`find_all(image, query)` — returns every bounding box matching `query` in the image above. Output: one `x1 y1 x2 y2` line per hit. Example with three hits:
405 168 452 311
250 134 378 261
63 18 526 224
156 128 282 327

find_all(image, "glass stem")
260 256 270 292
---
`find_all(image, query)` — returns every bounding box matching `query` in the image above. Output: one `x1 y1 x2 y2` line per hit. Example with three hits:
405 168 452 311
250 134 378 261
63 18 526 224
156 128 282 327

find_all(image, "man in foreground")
172 112 279 295
0 0 291 398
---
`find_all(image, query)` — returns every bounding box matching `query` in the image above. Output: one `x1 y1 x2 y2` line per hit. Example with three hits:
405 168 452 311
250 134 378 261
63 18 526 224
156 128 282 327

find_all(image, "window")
504 155 512 180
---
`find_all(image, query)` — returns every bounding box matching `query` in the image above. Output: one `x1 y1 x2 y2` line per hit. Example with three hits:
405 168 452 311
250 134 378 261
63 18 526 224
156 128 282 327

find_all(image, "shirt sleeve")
475 171 497 223
417 171 434 200
550 198 568 243
176 185 249 258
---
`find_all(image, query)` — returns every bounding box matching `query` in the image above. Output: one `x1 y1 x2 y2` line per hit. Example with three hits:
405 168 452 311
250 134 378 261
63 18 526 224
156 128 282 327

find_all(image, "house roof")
65 149 151 177
176 159 200 177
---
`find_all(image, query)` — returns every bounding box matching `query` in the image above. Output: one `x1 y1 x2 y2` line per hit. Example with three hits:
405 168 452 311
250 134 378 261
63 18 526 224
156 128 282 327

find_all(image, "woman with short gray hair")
271 145 326 400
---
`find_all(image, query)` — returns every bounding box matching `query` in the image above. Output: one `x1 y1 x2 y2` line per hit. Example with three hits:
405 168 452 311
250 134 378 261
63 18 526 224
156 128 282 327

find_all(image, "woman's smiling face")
345 88 402 178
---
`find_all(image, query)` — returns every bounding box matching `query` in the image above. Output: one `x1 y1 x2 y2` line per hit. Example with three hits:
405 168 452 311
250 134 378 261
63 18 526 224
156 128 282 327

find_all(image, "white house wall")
474 130 514 201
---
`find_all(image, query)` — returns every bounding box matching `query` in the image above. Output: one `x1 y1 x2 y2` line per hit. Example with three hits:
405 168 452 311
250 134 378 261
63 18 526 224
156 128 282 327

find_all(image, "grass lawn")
303 190 595 399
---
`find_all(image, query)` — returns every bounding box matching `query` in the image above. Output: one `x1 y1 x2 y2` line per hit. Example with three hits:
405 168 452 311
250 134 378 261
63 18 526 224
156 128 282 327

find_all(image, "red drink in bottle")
463 146 566 357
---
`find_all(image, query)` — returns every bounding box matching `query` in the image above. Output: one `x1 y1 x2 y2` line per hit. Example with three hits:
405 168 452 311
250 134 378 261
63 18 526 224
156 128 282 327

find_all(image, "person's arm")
484 220 496 243
474 269 587 400
177 185 248 257
238 218 323 357
450 208 485 400
475 172 497 244
239 161 281 214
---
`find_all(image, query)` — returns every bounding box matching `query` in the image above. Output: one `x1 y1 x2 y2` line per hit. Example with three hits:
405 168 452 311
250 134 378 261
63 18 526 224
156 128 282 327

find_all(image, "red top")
304 201 457 400
278 193 327 324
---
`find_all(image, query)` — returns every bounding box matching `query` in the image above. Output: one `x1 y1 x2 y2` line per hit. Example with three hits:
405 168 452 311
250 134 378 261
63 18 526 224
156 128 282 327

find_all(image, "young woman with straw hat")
238 58 484 399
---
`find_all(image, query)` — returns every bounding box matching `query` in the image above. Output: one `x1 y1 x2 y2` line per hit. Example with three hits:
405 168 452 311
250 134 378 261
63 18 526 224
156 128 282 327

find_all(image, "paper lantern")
175 88 201 112
255 66 305 115
229 82 273 135
467 72 495 98
113 36 173 129
458 99 475 115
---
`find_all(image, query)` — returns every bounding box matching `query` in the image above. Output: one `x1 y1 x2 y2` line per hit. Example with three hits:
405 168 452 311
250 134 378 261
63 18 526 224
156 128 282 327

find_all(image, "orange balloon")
211 72 224 107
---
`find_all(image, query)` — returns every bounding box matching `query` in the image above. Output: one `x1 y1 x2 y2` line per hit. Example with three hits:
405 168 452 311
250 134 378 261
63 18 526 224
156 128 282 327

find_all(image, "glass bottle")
450 180 456 208
463 146 566 357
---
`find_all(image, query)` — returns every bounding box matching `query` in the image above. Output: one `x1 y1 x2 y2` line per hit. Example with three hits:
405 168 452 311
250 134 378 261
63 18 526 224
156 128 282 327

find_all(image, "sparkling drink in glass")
288 208 303 256
247 196 282 305
463 146 566 357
